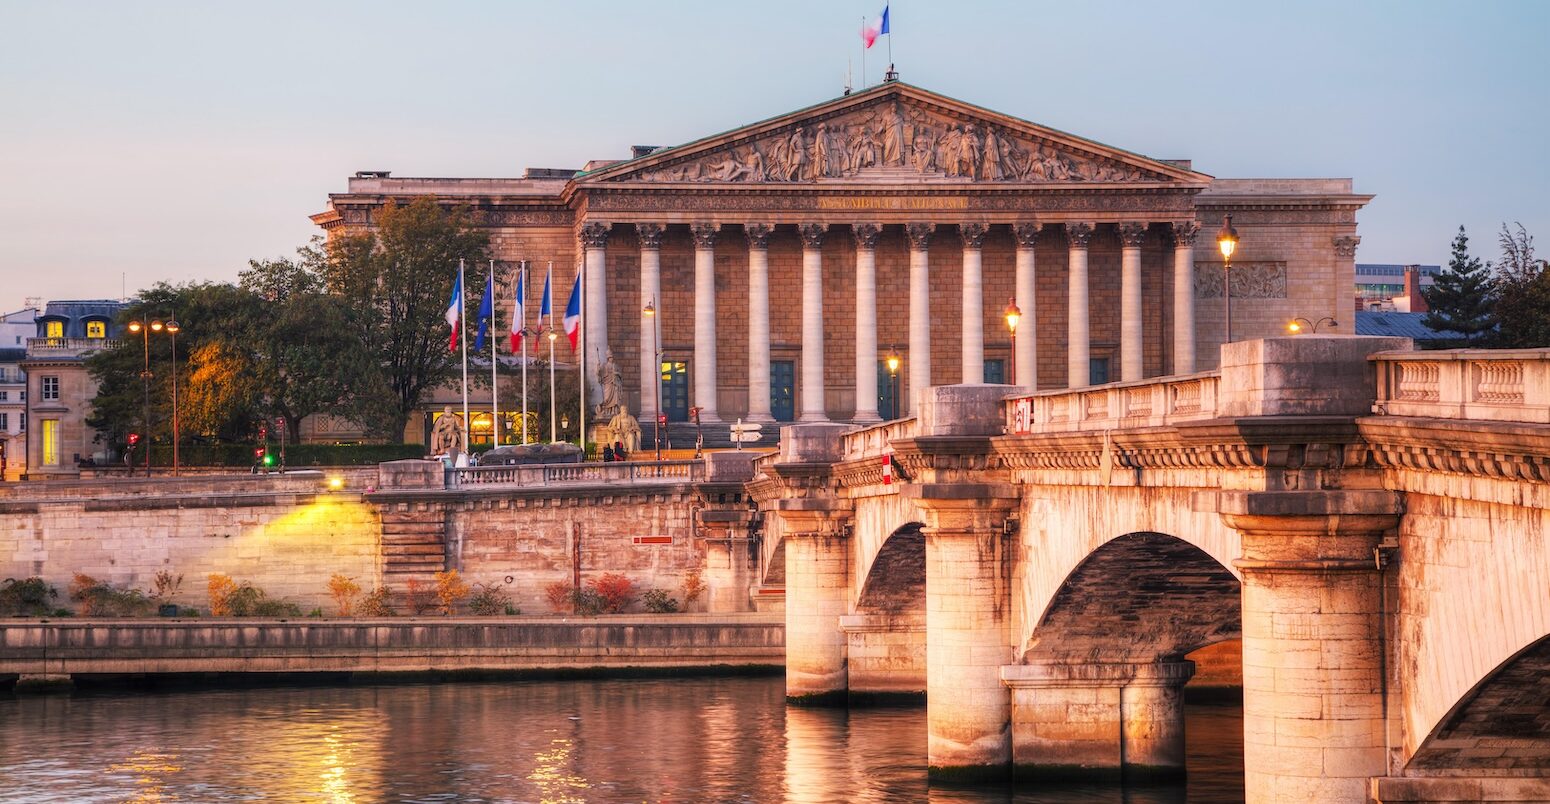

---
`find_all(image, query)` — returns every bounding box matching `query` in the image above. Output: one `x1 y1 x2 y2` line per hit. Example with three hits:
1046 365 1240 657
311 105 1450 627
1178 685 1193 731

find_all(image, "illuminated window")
41 376 59 401
42 419 58 465
86 320 106 338
0 413 7 431
44 320 63 338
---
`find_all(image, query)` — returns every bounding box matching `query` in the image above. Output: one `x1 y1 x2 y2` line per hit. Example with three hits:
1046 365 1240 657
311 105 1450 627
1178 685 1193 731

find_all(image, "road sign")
729 420 763 433
728 431 762 444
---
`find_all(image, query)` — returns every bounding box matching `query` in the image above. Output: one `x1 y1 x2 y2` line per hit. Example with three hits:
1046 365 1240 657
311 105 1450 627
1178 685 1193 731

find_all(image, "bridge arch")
855 522 924 616
842 521 928 697
1408 632 1550 774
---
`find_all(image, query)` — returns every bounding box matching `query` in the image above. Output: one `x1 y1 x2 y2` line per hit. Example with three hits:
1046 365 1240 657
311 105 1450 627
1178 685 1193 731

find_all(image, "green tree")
1490 223 1550 348
317 198 489 442
1423 226 1495 343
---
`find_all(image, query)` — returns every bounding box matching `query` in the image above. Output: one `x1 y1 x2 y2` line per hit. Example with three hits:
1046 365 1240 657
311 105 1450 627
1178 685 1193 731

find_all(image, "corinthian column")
745 223 774 422
692 222 721 422
636 223 664 422
1118 222 1147 382
906 222 935 414
1171 222 1199 375
959 222 988 384
1012 222 1040 391
579 221 611 377
799 223 830 422
852 223 882 423
1065 222 1094 388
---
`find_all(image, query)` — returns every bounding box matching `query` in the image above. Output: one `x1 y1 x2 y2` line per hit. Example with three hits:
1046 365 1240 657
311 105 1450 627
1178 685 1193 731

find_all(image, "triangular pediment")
576 83 1210 187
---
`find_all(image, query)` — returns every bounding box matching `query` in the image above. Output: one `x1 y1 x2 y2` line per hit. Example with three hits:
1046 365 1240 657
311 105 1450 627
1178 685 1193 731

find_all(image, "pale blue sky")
2 1 1546 311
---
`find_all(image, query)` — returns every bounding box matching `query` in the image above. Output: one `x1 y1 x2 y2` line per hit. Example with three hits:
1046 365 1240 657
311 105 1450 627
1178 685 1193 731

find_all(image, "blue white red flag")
539 263 553 325
862 5 889 49
509 266 526 352
563 272 582 351
444 270 462 352
474 270 494 350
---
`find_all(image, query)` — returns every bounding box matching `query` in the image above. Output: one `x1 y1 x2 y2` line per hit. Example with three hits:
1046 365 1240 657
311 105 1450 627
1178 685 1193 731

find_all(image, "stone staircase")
640 422 785 451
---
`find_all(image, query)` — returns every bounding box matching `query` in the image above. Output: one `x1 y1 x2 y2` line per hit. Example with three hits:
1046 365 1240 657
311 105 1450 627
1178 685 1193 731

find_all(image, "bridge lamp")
1216 215 1239 345
1288 317 1338 335
1003 298 1022 386
126 317 166 477
164 318 182 476
885 348 901 420
644 299 662 461
327 475 345 491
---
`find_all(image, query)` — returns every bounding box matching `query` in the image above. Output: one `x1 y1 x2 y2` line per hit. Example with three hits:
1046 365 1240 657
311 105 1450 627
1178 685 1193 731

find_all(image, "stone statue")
608 404 642 454
597 349 626 420
808 123 829 181
982 126 1004 181
430 406 466 457
881 107 906 166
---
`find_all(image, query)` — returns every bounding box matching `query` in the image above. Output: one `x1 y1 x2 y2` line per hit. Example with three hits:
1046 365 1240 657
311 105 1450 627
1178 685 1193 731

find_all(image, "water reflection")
0 677 1241 802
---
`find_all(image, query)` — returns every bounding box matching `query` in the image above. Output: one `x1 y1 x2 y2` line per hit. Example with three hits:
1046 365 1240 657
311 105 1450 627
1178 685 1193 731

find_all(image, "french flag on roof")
862 4 889 49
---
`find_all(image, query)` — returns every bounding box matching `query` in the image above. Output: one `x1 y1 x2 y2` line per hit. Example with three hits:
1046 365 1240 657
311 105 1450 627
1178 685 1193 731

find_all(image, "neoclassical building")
314 82 1368 427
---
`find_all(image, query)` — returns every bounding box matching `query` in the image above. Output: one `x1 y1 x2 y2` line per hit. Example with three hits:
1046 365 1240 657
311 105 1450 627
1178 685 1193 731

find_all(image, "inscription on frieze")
817 196 968 210
1194 262 1287 299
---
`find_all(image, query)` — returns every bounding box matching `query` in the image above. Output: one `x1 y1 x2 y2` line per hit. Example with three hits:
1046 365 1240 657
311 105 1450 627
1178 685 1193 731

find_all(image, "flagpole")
860 16 867 87
548 261 557 443
521 260 530 445
459 258 469 458
489 260 500 448
578 256 587 456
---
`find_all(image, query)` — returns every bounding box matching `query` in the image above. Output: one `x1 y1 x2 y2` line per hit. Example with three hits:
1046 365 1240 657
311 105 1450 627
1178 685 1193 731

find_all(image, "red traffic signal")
254 446 266 461
259 426 268 440
127 433 141 446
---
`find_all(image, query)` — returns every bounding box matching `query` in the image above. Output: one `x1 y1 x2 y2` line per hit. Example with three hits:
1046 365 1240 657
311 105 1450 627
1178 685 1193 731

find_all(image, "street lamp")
164 317 181 476
548 329 559 443
1003 298 1022 387
1287 317 1338 335
885 347 901 420
126 318 164 477
1217 215 1240 344
644 299 662 462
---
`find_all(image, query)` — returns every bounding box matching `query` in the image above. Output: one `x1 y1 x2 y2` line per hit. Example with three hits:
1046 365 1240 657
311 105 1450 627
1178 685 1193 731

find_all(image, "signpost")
728 419 763 451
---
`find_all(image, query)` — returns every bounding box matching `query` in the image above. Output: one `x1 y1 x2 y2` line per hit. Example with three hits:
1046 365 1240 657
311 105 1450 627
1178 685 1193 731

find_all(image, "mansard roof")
574 81 1212 189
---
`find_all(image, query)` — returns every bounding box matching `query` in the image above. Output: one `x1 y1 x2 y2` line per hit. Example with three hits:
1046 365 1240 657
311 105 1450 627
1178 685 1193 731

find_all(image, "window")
1089 357 1111 386
44 320 63 338
0 413 7 431
86 320 106 339
18 413 24 431
983 359 1006 385
41 376 59 401
42 419 58 465
0 391 7 402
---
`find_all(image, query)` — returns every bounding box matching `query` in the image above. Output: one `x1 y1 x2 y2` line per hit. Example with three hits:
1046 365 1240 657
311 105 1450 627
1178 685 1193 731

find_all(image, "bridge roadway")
751 337 1550 803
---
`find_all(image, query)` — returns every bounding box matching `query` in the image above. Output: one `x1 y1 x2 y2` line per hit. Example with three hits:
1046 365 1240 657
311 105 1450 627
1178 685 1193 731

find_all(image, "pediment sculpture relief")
624 99 1169 185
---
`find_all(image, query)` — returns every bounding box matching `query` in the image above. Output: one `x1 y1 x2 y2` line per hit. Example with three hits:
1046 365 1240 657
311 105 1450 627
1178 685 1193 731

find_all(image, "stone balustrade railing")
1372 349 1550 424
1004 371 1222 435
25 337 119 356
452 459 703 488
842 417 919 461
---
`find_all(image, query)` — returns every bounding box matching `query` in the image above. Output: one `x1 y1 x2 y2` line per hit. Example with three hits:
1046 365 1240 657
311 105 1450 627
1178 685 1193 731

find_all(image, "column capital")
959 222 989 248
744 222 773 249
852 222 882 249
799 222 829 249
1064 222 1095 248
1118 222 1148 248
1333 235 1361 258
691 221 720 248
1170 221 1200 248
1012 221 1042 248
579 221 611 249
634 222 664 249
906 222 936 249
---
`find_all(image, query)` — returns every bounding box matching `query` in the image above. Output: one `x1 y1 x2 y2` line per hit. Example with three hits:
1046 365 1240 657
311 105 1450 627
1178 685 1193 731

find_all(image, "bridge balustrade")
1373 348 1550 423
452 459 703 488
1004 371 1222 435
841 417 919 461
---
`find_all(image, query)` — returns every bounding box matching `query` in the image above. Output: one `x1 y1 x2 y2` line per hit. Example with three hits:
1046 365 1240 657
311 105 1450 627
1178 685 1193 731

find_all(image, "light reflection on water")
0 677 1241 803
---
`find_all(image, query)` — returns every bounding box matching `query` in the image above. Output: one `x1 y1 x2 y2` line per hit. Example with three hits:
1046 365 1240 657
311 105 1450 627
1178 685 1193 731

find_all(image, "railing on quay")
1003 371 1223 435
1373 348 1550 424
451 459 704 488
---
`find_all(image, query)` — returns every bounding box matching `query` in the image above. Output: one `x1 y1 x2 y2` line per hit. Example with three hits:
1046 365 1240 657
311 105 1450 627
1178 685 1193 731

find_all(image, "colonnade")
577 219 1203 423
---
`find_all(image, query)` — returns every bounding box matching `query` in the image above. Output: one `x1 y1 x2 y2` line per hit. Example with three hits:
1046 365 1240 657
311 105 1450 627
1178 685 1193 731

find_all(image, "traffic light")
255 446 266 464
259 425 268 442
127 433 140 447
264 452 276 467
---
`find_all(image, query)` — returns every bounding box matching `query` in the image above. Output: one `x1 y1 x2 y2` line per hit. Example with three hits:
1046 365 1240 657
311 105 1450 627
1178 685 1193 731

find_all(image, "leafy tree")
1490 223 1550 348
317 198 489 442
1423 226 1495 343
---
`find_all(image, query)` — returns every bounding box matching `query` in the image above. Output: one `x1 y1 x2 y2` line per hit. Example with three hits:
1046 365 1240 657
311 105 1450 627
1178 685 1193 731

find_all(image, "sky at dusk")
1 0 1547 313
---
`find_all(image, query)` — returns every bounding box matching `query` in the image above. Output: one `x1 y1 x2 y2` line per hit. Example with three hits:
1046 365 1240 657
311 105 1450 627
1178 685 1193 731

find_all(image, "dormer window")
86 320 106 339
44 320 63 338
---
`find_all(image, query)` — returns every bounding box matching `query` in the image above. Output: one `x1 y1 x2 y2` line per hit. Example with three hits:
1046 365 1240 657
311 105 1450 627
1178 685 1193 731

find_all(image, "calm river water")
0 676 1242 803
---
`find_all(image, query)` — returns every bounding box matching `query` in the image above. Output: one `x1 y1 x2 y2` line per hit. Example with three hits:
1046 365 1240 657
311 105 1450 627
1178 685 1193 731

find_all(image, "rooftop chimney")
1399 265 1428 313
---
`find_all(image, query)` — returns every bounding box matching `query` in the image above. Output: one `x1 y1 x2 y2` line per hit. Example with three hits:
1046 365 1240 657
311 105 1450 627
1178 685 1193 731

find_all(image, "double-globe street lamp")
1287 317 1339 334
127 315 182 477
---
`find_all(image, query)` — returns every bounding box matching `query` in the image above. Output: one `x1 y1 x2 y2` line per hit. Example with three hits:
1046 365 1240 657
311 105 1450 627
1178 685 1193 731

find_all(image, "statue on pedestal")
609 404 642 454
430 406 466 459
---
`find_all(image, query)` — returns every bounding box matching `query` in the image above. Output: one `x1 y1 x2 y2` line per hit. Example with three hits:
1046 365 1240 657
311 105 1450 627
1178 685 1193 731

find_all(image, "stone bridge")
748 337 1550 803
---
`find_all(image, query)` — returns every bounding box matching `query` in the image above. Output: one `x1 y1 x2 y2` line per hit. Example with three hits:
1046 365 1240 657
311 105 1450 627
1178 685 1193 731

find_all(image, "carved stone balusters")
1118 222 1148 382
745 224 775 422
1012 222 1041 390
799 223 830 421
1171 222 1200 376
691 222 722 422
1065 222 1095 388
959 222 989 383
636 223 665 423
853 223 883 423
906 223 936 414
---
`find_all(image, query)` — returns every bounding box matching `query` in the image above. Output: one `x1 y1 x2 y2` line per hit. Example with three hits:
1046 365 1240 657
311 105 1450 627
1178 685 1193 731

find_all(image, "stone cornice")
1356 416 1550 485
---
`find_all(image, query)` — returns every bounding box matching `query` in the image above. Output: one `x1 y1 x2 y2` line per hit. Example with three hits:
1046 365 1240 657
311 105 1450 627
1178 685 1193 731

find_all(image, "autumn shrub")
69 574 152 617
544 581 574 614
587 573 636 614
208 573 238 616
149 571 183 603
467 582 514 616
681 567 705 606
206 574 300 617
328 573 362 616
404 579 435 616
434 570 470 615
573 588 605 616
357 587 397 617
0 577 57 616
641 588 679 613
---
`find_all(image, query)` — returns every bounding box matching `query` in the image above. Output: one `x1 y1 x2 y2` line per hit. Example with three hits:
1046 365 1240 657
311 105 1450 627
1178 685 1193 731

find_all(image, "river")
0 676 1242 802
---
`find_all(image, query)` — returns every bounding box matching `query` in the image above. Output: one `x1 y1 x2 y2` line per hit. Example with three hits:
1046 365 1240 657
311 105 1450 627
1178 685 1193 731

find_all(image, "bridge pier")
1001 661 1195 779
1217 490 1402 804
